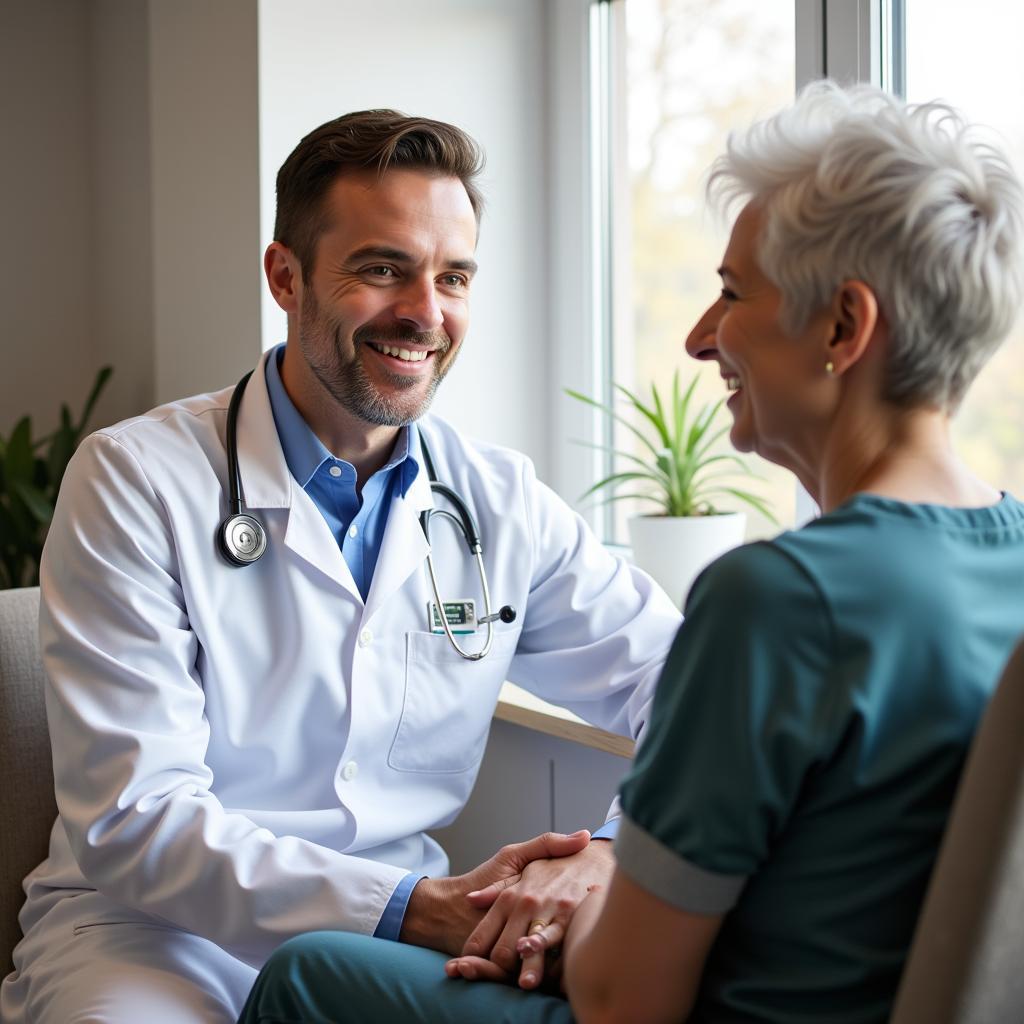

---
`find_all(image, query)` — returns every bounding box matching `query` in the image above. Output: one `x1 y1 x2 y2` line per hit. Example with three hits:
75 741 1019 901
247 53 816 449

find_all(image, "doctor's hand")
399 830 591 958
454 833 616 988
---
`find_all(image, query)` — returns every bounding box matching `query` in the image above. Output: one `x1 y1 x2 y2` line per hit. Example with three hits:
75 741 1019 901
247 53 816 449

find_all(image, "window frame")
544 0 895 536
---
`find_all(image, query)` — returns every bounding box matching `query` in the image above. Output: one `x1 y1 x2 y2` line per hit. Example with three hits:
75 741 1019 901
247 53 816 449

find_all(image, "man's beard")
299 290 456 427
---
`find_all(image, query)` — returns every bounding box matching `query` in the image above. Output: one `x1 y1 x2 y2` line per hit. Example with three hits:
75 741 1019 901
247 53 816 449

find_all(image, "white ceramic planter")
628 512 746 610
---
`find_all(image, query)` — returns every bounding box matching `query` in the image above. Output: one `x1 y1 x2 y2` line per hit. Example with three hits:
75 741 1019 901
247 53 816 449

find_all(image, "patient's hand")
456 836 616 988
444 946 566 994
400 830 591 957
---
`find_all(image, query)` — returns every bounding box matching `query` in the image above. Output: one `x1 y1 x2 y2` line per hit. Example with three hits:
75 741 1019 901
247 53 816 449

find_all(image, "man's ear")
264 242 302 314
827 280 880 375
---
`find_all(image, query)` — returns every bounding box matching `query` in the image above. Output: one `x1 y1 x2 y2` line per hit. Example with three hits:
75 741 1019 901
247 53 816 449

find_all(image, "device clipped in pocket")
427 599 477 635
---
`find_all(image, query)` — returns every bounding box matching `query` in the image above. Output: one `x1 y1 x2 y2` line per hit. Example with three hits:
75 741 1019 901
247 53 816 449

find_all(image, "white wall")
257 0 551 473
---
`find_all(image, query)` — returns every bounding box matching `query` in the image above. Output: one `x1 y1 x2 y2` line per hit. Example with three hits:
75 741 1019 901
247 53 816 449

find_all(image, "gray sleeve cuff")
614 814 747 915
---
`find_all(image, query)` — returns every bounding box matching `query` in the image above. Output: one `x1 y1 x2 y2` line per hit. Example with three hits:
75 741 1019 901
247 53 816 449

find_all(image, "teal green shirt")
617 493 1024 1023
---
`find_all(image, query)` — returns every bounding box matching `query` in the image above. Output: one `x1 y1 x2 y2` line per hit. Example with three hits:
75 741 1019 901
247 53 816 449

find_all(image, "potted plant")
566 370 774 609
0 366 113 589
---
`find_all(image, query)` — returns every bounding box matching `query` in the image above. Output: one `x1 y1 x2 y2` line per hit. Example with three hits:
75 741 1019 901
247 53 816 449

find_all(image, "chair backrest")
0 586 55 975
890 636 1024 1023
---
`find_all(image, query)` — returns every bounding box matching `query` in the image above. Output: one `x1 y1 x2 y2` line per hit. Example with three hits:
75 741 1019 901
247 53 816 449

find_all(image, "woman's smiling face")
685 202 836 470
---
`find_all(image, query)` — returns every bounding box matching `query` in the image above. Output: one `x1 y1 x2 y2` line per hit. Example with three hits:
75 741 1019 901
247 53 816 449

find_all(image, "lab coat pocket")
388 628 520 773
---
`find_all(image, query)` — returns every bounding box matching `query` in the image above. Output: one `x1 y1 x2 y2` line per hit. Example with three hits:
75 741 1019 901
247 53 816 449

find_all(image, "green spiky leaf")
0 366 113 590
565 373 775 522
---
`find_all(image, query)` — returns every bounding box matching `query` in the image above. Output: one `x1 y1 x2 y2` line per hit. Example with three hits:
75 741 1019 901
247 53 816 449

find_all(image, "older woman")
238 82 1024 1024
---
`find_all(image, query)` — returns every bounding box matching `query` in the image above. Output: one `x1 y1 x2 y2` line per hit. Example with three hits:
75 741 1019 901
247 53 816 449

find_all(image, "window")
608 0 798 542
902 0 1024 496
558 0 1021 542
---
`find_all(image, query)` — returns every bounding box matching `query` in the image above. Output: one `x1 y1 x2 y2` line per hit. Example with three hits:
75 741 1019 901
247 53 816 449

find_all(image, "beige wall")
1 0 261 438
149 0 262 404
1 0 99 436
91 0 154 430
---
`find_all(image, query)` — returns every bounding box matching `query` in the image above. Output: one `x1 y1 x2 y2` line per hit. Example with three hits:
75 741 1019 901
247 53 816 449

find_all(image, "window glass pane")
613 0 796 542
905 0 1024 495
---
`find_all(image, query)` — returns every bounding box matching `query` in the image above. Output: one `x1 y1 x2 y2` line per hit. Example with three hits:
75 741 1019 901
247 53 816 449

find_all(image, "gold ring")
528 919 547 934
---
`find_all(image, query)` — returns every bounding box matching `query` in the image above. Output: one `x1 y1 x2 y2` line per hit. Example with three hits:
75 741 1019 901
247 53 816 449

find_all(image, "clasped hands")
400 828 615 991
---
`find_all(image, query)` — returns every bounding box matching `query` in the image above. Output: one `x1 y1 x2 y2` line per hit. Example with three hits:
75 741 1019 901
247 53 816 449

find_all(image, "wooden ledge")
495 683 635 759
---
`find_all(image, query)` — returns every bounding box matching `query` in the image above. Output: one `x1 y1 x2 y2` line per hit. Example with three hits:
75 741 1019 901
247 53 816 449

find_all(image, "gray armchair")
0 587 56 975
891 636 1024 1023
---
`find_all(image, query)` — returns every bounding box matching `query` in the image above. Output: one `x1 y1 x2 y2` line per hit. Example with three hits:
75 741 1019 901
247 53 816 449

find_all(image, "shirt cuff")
614 813 746 915
372 871 426 941
591 818 619 841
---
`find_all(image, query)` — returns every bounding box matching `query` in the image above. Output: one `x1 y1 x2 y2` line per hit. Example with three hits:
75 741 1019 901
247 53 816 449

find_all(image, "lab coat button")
358 628 373 647
341 760 359 781
349 525 358 539
329 465 342 478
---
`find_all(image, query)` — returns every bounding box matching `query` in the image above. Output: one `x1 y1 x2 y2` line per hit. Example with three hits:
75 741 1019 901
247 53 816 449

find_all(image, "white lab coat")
1 351 681 1022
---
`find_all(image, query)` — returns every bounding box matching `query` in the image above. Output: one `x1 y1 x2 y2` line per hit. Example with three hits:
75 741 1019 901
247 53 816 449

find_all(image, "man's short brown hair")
274 109 485 279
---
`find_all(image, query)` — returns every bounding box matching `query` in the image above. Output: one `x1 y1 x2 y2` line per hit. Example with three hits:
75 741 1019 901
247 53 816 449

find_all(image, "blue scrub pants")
237 932 575 1024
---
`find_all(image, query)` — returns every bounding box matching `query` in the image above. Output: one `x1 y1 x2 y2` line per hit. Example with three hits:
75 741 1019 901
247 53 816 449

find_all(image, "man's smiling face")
295 167 478 428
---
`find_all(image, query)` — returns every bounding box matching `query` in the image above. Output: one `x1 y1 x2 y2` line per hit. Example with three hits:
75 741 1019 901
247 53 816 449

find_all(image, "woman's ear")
827 280 881 375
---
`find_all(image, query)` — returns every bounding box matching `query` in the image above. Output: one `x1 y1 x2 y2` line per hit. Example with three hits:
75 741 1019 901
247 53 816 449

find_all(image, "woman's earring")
825 360 835 375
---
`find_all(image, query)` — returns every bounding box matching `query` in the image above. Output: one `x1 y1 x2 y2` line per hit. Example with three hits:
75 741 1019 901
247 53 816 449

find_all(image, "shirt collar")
385 421 422 496
264 343 420 495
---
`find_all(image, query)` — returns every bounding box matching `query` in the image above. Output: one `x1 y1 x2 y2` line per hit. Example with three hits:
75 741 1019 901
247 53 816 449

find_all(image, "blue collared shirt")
264 344 419 602
264 345 619 938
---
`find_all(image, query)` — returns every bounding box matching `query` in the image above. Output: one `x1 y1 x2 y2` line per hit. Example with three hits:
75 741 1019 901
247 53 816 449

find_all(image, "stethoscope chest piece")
219 513 267 566
218 370 268 567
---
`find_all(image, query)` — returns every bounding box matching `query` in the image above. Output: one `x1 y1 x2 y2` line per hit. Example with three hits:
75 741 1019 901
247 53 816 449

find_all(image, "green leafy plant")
0 366 113 589
566 370 775 520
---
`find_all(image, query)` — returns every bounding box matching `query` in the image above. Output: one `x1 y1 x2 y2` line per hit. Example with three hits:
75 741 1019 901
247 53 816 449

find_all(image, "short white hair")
708 80 1024 410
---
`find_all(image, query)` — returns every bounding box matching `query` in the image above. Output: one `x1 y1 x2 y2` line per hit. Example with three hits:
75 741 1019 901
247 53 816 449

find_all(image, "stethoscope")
217 370 516 660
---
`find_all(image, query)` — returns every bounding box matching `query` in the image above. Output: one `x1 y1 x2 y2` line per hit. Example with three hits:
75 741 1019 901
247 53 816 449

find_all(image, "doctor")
0 110 681 1023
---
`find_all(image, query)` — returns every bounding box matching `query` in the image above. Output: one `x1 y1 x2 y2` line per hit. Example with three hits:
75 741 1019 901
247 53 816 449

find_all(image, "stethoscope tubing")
423 545 494 660
224 369 251 518
218 370 513 660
